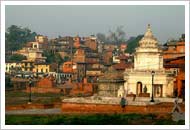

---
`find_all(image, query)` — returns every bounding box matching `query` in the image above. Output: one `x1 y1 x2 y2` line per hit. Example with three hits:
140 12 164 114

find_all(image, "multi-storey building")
163 34 185 98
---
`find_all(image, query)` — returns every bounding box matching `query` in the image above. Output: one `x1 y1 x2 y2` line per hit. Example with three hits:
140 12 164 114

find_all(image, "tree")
54 53 63 65
6 54 27 62
125 35 144 54
108 26 126 44
96 26 127 44
63 56 70 62
5 25 37 52
43 51 64 65
96 33 106 43
5 75 13 88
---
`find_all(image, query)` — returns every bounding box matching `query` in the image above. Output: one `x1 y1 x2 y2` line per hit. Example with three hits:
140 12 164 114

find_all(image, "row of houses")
5 29 185 98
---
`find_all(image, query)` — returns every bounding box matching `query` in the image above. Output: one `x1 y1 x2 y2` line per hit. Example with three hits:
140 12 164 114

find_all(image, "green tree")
6 54 27 62
43 51 64 65
5 75 13 88
125 35 144 54
63 56 70 62
5 25 37 52
54 53 63 65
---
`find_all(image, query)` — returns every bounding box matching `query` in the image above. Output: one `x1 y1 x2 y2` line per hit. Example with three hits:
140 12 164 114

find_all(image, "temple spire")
138 24 158 47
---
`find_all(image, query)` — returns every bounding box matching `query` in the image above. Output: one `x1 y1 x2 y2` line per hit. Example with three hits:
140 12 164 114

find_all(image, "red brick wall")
84 39 97 51
37 78 54 88
69 83 93 96
6 102 185 114
61 102 185 114
103 51 112 64
163 41 185 59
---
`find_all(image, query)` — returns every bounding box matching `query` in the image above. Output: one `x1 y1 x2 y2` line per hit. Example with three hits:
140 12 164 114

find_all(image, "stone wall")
98 82 122 97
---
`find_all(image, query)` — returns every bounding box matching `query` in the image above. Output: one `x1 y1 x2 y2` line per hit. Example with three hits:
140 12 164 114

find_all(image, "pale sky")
5 5 185 43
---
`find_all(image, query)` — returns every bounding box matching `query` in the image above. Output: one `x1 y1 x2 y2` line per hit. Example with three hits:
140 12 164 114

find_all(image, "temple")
124 24 175 98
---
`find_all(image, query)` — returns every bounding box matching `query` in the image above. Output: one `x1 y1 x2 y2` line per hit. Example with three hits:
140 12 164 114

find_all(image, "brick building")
103 49 113 65
26 76 61 93
163 41 185 59
164 56 185 97
84 35 98 51
73 35 81 48
73 48 86 63
163 34 185 98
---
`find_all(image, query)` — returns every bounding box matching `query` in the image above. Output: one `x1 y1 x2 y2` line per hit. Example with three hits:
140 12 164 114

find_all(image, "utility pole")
71 37 73 82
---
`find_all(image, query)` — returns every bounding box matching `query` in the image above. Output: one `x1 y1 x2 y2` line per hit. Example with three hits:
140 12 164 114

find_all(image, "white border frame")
1 1 189 129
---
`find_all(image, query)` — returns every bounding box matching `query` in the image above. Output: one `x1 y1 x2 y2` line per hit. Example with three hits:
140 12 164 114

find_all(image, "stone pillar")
162 84 167 97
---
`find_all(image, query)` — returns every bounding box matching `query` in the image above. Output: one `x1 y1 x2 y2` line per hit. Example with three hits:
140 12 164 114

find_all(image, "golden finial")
148 24 151 29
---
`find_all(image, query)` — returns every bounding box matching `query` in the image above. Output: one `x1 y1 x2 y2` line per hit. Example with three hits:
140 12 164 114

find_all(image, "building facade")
124 24 175 98
33 63 50 73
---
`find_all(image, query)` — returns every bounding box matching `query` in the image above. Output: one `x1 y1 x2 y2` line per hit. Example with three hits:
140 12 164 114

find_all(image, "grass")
5 113 185 125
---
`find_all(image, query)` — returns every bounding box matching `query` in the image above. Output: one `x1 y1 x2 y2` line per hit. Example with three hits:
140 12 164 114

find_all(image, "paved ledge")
62 96 180 106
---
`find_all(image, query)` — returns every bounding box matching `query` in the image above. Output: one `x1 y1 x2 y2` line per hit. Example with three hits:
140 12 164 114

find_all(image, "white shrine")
124 24 175 98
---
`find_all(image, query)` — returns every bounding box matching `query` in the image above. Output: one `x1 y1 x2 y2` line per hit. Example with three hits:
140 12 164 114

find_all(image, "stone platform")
61 96 182 106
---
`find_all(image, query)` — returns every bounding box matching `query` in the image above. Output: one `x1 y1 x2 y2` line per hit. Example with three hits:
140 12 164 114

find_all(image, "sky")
5 5 185 43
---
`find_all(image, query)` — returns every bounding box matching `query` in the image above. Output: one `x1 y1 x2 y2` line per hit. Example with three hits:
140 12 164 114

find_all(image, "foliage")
108 26 126 44
6 54 27 62
125 35 144 54
43 51 66 65
5 75 13 88
5 25 37 51
63 56 70 62
96 26 127 44
96 33 106 43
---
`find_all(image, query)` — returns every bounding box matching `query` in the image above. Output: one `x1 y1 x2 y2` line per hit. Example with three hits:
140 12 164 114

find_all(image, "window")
46 69 48 72
41 69 43 73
